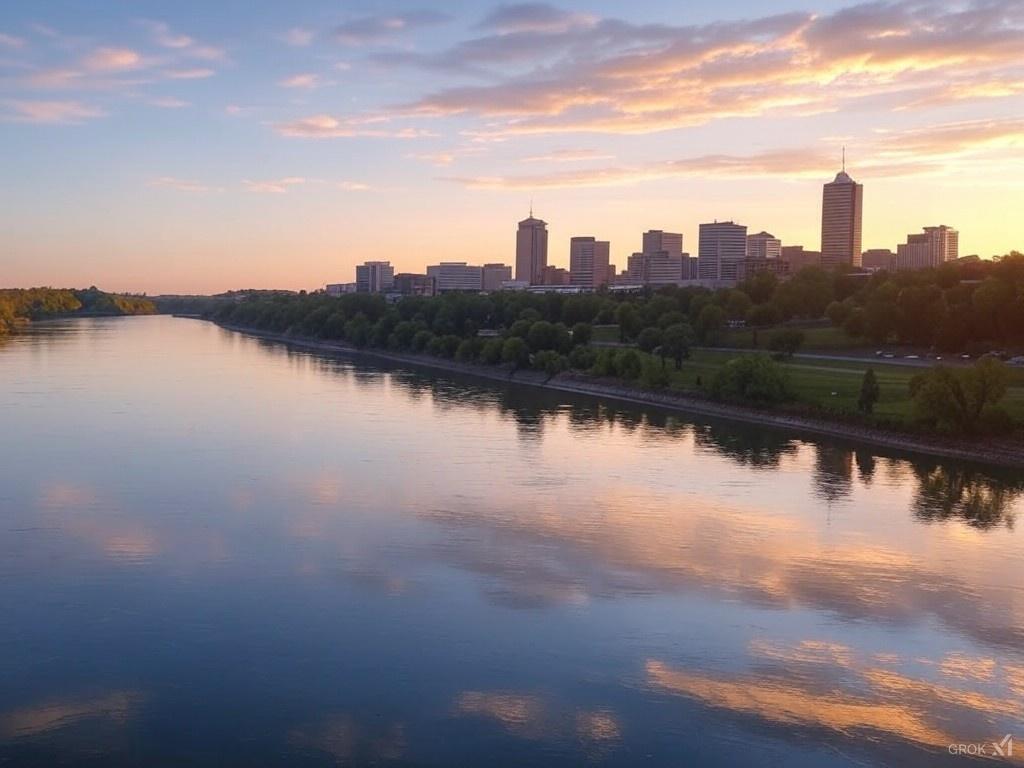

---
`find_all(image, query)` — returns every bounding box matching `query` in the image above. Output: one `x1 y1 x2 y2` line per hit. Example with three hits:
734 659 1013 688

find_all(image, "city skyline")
2 0 1023 294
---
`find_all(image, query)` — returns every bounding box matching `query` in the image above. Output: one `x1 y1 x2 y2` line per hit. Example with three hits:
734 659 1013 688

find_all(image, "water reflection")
3 318 1024 767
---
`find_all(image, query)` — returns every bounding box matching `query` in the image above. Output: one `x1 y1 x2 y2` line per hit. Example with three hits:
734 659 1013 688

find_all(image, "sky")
1 0 1023 295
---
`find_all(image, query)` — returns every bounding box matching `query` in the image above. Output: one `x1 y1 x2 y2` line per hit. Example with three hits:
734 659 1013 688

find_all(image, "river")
1 316 1022 766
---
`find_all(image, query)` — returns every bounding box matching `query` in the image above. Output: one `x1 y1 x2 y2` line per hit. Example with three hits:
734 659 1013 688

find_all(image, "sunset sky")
2 0 1023 294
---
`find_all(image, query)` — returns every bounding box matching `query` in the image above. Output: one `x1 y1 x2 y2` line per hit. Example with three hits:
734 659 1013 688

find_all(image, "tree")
710 355 790 405
637 326 663 353
639 357 671 390
746 303 781 328
480 338 504 364
615 303 642 341
533 350 566 379
858 368 880 414
570 322 592 346
661 323 695 369
614 349 643 379
767 328 804 358
527 320 558 351
501 337 530 370
695 304 726 345
909 358 1010 433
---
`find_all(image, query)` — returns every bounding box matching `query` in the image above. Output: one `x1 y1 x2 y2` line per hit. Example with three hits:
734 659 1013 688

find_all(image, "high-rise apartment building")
355 261 395 293
821 166 863 269
746 231 782 260
569 237 611 289
515 210 548 285
698 221 747 281
481 263 512 291
426 262 483 292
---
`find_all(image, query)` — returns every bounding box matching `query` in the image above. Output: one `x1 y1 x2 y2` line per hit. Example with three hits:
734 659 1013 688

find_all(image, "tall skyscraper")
746 231 782 260
820 160 863 269
355 261 395 293
698 221 747 281
569 237 610 289
515 209 548 285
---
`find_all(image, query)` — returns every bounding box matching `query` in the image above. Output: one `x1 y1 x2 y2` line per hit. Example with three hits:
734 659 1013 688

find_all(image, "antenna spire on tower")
529 198 533 218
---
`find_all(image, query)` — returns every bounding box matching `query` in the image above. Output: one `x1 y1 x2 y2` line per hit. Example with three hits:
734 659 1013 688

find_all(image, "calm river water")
2 316 1023 766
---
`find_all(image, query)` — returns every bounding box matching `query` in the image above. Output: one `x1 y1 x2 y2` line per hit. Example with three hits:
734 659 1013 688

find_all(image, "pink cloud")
3 99 104 124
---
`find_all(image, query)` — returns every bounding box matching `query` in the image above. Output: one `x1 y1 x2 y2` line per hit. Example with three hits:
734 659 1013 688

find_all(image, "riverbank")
213 320 1024 469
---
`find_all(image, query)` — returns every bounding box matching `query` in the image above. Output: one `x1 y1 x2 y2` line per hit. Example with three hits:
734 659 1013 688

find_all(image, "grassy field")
663 349 1024 422
718 324 865 350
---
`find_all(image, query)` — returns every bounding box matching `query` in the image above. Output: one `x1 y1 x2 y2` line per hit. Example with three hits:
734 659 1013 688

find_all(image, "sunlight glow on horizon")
1 0 1022 294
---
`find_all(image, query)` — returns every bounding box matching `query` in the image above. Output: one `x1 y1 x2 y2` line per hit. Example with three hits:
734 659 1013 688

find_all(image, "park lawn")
719 324 867 351
656 349 1024 423
592 324 621 343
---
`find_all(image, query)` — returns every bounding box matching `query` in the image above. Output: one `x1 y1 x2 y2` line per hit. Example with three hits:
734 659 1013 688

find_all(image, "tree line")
0 287 156 334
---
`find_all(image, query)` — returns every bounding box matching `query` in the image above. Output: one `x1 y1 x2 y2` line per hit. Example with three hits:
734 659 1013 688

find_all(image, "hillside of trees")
0 287 156 334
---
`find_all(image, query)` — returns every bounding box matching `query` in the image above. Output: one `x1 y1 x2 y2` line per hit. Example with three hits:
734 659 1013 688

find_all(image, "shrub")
710 354 790 404
568 345 597 370
615 349 643 380
411 329 434 352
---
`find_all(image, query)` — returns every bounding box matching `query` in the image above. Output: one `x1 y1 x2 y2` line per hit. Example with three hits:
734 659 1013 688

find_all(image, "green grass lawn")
661 349 1024 423
719 324 866 351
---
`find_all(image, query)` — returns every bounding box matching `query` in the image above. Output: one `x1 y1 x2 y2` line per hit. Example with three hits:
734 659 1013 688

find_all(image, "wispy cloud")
521 148 614 163
283 27 314 47
476 3 596 34
81 47 144 72
275 113 433 139
140 20 225 60
391 0 1024 137
0 32 26 49
149 96 189 109
448 118 1024 190
162 67 214 80
3 99 104 124
148 176 216 193
335 10 451 45
242 176 307 193
278 73 319 90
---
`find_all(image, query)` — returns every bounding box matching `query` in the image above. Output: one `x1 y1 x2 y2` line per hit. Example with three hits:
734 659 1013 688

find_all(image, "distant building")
482 263 512 291
540 265 571 286
821 166 863 269
737 258 791 280
325 282 357 296
781 245 821 272
698 221 747 281
355 261 395 293
626 251 683 286
642 230 683 259
426 262 483 292
683 254 699 280
746 231 782 260
569 237 611 289
895 226 958 272
861 248 895 271
515 210 548 285
393 273 436 296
